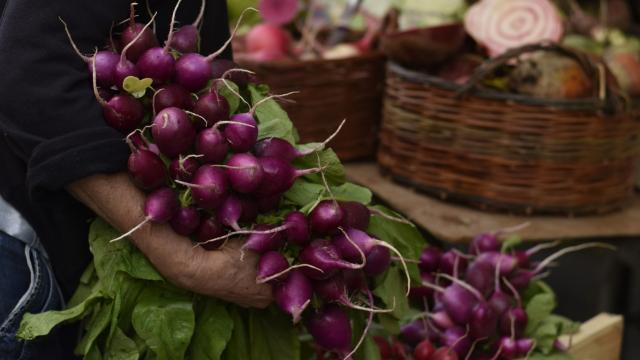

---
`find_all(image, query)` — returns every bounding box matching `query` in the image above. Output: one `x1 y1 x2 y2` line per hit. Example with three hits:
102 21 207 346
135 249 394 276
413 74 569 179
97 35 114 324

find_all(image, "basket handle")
455 42 626 114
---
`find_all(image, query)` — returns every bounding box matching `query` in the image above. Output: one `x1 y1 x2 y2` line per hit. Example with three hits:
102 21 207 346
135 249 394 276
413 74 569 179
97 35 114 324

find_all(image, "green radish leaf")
531 320 560 354
189 299 234 360
248 84 297 143
76 300 114 356
331 183 372 204
525 293 557 335
377 313 401 335
122 76 153 98
374 266 411 319
88 219 163 294
131 285 195 360
221 307 251 360
294 148 346 186
547 314 581 335
86 343 103 360
367 205 425 283
105 327 139 360
17 290 105 340
248 307 300 360
217 80 241 114
284 180 325 208
501 234 522 252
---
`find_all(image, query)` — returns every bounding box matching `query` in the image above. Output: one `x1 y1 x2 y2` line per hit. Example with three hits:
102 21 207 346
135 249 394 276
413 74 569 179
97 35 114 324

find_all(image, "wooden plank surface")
345 162 640 243
562 313 624 360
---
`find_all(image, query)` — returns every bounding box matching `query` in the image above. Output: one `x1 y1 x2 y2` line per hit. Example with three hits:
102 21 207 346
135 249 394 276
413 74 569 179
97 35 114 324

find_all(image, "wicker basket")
238 53 386 161
378 43 640 215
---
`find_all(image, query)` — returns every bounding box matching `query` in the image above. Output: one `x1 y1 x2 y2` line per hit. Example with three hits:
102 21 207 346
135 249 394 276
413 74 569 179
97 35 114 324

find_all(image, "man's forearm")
67 172 198 286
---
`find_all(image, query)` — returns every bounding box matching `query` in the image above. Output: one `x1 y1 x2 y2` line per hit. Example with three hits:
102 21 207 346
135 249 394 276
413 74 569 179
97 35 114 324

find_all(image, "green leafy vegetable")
189 300 234 360
122 76 153 98
248 84 297 143
217 80 242 114
105 327 139 360
131 286 195 360
374 266 411 319
247 308 300 360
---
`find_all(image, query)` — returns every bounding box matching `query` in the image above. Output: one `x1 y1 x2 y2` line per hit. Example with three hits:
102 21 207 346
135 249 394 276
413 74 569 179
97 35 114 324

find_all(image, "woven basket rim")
388 62 610 111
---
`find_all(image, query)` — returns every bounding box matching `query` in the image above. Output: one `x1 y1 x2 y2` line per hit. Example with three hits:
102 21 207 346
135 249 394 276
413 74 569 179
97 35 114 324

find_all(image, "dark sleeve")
0 0 231 199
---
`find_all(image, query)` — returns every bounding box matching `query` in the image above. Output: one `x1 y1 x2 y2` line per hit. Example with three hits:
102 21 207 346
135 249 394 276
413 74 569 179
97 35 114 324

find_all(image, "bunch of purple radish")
392 233 612 360
62 1 413 358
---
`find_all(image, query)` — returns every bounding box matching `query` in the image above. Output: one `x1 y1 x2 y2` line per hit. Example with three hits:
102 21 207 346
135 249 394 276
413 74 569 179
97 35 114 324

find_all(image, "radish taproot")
299 239 365 280
283 211 310 245
193 91 230 128
309 200 344 235
218 194 243 231
305 305 353 354
169 155 199 182
178 165 228 209
196 215 225 250
127 149 166 190
153 84 195 114
170 206 200 236
254 157 324 196
253 120 346 160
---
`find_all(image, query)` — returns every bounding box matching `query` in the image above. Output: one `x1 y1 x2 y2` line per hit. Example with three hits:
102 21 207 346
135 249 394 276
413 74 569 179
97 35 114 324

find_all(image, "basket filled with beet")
233 1 386 161
377 0 640 216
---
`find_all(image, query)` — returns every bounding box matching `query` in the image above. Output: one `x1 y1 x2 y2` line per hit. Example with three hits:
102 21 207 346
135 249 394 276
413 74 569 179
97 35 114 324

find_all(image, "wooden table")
345 162 640 244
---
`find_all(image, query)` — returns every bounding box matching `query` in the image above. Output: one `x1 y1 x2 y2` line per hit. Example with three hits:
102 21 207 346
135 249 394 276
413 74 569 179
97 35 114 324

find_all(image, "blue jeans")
0 231 66 360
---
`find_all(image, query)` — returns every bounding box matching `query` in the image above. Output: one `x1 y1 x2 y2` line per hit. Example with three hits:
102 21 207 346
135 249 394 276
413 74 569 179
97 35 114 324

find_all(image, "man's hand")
68 173 272 308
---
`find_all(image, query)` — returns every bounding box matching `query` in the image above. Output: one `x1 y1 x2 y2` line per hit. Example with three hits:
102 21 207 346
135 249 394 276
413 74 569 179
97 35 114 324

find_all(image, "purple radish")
137 0 187 84
508 270 534 290
224 113 258 153
257 193 281 212
239 196 258 222
283 211 310 246
153 84 194 114
152 107 196 158
120 3 159 62
127 149 166 190
419 247 442 273
313 276 393 313
225 153 264 193
299 239 364 280
111 187 178 242
91 55 143 133
475 252 518 276
275 269 312 323
179 166 228 209
342 269 367 292
469 302 498 339
114 13 158 89
400 320 429 346
516 338 535 356
441 327 471 358
309 200 344 235
193 91 230 128
253 120 346 160
340 201 370 231
469 233 500 255
442 283 482 325
305 305 352 354
243 224 285 253
170 206 200 236
256 251 289 283
333 228 411 293
195 127 228 163
431 311 455 330
196 215 225 250
59 18 119 88
489 291 513 317
495 337 518 359
254 157 323 196
218 194 242 231
168 0 205 53
439 251 468 278
465 261 495 298
174 8 255 91
514 250 531 268
363 246 391 276
169 156 199 182
499 308 528 337
256 251 322 284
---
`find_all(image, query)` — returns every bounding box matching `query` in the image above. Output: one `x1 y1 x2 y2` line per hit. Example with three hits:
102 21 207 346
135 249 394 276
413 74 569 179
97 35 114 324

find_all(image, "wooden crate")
562 313 624 360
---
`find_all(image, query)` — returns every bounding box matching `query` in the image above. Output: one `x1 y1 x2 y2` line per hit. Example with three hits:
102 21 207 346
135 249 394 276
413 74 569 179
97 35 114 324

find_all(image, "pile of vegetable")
235 0 381 62
16 1 427 359
371 233 613 360
383 0 640 100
